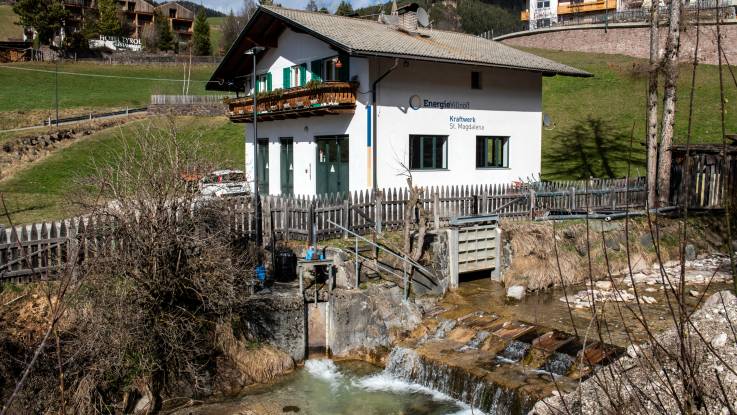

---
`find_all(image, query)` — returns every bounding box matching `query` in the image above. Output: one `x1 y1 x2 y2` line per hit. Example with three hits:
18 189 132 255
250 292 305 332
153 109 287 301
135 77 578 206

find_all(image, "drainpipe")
371 58 400 190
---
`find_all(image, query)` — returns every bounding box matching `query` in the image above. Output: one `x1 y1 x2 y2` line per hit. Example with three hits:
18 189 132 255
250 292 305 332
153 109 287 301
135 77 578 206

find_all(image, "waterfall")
434 319 457 339
498 340 531 363
540 352 575 376
458 330 490 352
385 347 535 414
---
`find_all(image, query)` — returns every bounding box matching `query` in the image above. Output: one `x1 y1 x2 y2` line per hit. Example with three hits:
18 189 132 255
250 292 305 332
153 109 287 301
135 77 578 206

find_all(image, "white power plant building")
207 4 589 196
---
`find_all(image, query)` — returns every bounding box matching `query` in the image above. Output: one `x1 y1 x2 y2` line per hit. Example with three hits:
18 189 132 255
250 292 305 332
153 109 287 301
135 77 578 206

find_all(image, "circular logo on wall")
409 94 422 110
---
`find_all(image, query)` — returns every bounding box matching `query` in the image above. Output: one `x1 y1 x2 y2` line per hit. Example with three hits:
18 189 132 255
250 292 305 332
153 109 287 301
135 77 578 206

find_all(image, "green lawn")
0 116 244 225
0 61 221 112
534 48 737 179
0 5 23 41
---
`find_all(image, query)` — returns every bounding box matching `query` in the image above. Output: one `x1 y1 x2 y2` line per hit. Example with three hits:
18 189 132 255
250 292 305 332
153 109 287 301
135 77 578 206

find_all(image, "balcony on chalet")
226 81 358 123
558 0 616 15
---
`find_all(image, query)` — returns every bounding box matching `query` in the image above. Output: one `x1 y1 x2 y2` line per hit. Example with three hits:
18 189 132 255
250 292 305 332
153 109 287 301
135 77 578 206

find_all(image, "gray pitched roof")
207 6 590 90
263 6 590 77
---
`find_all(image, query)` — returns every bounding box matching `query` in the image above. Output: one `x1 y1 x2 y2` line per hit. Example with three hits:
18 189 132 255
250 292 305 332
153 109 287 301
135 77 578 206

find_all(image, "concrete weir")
241 280 619 414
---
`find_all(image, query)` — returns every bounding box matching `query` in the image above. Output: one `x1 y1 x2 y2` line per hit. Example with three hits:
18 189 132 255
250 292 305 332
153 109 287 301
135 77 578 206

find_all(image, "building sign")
89 35 142 52
408 94 471 110
449 115 485 131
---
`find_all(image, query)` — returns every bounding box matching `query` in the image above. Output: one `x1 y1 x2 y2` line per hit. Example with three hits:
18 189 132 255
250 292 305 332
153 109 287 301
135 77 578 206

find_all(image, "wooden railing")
226 81 358 123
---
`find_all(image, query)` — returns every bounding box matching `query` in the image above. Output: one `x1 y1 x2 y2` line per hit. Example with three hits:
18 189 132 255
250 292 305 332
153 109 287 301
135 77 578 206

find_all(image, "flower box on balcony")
226 81 358 122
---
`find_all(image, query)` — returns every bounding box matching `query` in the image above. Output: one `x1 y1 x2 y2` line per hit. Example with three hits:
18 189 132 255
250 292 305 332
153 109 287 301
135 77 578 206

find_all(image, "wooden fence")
670 145 737 209
1 178 646 283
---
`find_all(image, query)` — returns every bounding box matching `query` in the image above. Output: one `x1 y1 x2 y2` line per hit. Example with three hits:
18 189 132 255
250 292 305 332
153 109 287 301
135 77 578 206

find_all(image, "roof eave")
351 50 592 78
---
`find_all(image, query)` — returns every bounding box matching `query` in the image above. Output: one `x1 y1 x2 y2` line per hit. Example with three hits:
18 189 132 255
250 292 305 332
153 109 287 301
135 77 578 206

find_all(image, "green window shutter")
266 72 273 91
255 75 260 94
337 52 350 82
282 67 291 89
299 63 307 86
310 59 322 82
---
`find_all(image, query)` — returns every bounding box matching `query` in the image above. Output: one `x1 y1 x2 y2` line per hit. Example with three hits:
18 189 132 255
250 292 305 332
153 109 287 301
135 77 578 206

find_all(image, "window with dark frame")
476 136 509 168
471 71 481 89
323 57 338 81
409 135 448 170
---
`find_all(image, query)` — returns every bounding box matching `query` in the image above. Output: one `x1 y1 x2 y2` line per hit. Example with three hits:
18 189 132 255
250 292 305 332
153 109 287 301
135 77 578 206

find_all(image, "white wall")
251 28 337 92
242 29 543 196
372 58 543 190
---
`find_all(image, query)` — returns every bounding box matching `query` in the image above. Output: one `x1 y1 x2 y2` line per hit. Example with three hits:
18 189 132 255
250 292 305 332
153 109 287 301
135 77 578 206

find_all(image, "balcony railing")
226 81 358 123
558 0 616 15
64 0 94 8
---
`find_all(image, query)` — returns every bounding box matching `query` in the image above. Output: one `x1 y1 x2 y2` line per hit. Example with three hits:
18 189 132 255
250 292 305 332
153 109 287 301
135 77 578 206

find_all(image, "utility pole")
55 56 59 127
246 46 265 249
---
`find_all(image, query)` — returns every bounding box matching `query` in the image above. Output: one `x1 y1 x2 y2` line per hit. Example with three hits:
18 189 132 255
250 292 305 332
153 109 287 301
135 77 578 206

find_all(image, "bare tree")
656 0 683 206
646 3 660 208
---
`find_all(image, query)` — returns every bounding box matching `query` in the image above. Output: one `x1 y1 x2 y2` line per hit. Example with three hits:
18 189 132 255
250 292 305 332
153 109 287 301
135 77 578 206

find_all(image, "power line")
0 64 219 83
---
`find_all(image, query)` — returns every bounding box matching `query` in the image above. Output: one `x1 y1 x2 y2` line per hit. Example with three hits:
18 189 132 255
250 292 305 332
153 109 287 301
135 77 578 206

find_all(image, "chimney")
399 11 418 33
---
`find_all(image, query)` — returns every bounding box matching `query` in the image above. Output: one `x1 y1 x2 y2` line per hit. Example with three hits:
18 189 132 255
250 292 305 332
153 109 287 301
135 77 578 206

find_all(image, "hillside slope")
536 48 736 179
0 116 243 225
0 5 23 41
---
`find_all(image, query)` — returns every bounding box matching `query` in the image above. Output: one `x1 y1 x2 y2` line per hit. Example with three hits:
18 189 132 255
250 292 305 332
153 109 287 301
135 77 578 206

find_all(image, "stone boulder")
506 285 526 301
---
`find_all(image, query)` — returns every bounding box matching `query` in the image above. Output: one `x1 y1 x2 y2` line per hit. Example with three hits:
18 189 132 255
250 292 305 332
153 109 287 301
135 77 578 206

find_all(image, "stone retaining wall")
147 103 227 117
499 22 737 65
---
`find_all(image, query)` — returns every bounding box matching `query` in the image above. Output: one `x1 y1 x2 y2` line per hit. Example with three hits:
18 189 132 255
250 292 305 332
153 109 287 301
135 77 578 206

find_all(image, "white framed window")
290 65 301 87
255 73 269 93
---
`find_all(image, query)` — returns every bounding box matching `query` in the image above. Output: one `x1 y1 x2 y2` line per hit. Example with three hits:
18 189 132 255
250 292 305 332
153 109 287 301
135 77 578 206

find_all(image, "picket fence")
0 177 646 282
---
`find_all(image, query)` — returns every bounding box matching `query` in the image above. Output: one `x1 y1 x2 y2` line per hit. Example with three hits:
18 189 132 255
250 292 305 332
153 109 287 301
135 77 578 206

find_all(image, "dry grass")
500 217 723 290
215 323 294 385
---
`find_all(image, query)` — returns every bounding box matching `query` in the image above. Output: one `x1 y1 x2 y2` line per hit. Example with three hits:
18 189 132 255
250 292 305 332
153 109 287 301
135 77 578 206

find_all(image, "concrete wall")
240 291 306 362
499 22 737 65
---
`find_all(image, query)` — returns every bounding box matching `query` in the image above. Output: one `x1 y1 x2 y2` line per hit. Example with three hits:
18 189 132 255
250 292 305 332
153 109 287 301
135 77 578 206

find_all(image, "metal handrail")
326 219 437 300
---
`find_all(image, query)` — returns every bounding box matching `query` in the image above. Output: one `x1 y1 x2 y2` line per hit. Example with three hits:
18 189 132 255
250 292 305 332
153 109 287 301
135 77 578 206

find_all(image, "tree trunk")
657 0 682 206
646 3 660 208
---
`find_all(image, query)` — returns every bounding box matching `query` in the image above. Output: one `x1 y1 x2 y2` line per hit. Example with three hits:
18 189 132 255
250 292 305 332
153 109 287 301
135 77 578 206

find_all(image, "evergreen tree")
12 0 69 45
97 0 122 36
335 0 353 15
305 0 318 12
192 9 211 55
155 10 174 51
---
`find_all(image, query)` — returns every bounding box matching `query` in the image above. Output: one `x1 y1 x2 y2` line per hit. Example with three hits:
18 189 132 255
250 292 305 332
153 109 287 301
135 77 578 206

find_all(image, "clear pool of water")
185 359 476 415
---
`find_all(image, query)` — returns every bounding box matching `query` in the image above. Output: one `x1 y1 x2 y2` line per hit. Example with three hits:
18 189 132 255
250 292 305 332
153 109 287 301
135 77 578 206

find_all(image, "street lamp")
245 46 265 249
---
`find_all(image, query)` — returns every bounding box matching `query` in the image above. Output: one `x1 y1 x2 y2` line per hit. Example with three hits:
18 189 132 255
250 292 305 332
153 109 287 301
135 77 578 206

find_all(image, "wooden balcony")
558 0 616 15
226 81 358 123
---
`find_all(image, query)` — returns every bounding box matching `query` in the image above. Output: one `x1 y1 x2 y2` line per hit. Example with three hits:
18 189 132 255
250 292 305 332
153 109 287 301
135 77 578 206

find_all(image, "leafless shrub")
2 118 257 414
